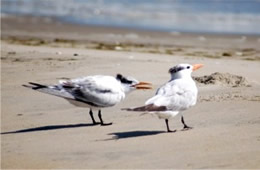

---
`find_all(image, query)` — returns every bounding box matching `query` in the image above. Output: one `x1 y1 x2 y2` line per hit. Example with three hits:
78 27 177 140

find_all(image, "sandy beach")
1 15 260 169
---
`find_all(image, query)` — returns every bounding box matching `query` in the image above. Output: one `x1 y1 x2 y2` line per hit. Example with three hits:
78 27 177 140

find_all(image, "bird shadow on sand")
104 130 165 140
1 123 99 135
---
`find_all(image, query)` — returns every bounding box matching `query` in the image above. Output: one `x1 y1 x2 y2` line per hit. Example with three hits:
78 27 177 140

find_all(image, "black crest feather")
116 74 133 84
169 66 185 74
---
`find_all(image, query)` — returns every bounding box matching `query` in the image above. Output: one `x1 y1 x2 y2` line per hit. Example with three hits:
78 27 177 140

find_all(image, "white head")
169 63 203 80
116 74 152 93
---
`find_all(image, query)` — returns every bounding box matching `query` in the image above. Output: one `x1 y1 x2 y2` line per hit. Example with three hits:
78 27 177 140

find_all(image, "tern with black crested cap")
123 63 203 132
23 74 152 126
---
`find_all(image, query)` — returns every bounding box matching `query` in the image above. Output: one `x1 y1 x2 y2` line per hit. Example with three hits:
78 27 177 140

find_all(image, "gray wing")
59 77 123 107
62 83 115 107
23 76 123 108
23 82 115 107
23 82 75 99
145 79 197 111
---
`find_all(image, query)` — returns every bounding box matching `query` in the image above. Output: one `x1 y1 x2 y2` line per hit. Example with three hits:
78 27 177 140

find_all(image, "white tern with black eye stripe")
123 63 203 132
23 74 152 126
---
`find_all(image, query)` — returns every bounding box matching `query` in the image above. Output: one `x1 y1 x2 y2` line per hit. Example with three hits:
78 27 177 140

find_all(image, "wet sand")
1 15 260 169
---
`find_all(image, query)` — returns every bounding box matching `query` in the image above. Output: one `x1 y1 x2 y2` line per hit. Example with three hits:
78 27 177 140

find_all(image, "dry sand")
1 15 260 169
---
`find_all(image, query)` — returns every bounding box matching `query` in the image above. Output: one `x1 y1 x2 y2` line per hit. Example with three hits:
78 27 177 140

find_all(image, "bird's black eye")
187 66 190 69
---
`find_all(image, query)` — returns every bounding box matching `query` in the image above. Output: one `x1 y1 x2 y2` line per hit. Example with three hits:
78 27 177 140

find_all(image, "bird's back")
61 75 126 107
146 77 198 112
24 75 126 109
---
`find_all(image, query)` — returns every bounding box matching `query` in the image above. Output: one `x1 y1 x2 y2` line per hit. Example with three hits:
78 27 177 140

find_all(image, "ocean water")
1 0 260 35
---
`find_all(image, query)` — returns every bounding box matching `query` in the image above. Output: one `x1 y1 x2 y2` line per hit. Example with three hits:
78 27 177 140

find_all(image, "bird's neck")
121 84 132 94
171 74 192 81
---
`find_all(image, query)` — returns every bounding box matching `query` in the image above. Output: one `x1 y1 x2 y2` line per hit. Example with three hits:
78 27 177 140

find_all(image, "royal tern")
23 74 152 126
123 64 203 132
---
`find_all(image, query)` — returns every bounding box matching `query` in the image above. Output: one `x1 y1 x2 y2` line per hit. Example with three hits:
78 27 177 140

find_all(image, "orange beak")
132 82 153 90
192 64 203 71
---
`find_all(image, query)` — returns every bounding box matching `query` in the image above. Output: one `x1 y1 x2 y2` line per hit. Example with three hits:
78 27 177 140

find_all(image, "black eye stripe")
116 74 133 84
169 66 185 73
116 74 123 80
121 77 132 84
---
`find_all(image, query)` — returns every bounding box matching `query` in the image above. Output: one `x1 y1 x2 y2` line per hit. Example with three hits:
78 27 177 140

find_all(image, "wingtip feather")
22 84 33 88
121 108 133 111
22 82 47 90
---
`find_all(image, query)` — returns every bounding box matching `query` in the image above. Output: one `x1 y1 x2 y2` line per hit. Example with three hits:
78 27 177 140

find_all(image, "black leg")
165 119 176 133
89 109 99 125
181 116 192 130
98 110 112 126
